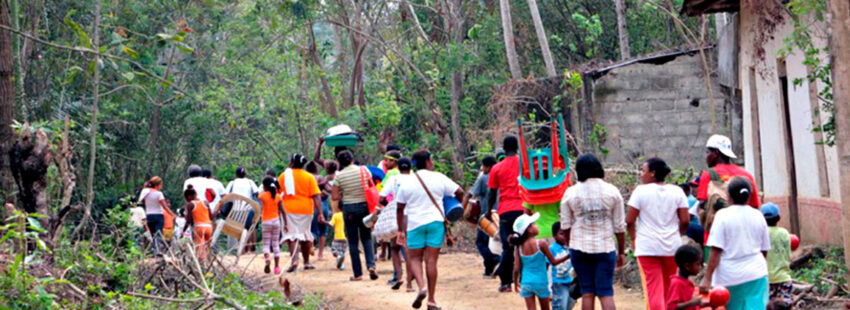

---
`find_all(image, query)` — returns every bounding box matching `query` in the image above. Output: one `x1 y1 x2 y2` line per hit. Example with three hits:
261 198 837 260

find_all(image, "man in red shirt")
487 135 529 292
696 135 761 208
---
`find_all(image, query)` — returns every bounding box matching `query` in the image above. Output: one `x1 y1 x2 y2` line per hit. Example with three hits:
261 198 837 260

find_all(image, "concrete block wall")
588 52 735 169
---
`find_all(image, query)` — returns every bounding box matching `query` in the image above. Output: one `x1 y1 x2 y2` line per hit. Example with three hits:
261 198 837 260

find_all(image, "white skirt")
282 213 314 242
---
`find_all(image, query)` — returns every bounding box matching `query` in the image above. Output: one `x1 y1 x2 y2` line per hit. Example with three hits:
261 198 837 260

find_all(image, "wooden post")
828 0 850 276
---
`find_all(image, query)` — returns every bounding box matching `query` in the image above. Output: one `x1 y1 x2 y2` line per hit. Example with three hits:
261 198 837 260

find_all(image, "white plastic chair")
210 193 261 260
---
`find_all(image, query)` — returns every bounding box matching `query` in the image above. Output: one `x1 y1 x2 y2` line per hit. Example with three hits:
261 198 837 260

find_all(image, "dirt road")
239 251 645 309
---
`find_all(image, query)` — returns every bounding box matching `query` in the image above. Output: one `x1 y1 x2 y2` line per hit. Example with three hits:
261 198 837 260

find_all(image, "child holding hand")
510 213 570 310
667 245 709 310
549 222 577 310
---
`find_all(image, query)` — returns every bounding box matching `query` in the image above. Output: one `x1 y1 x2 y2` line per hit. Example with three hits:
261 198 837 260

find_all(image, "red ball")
790 234 800 251
709 286 730 307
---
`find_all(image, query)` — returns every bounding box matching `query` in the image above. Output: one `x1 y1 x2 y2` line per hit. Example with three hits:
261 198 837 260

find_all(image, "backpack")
699 168 730 232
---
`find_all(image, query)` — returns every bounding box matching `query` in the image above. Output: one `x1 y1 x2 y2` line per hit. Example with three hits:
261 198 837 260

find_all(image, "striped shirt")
559 178 626 253
335 165 371 205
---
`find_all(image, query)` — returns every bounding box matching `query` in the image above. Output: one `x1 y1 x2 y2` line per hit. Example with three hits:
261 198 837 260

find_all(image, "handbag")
373 202 399 241
360 166 380 213
413 172 455 247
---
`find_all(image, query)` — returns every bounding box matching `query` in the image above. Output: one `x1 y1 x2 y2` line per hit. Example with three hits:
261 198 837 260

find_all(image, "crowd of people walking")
135 130 792 310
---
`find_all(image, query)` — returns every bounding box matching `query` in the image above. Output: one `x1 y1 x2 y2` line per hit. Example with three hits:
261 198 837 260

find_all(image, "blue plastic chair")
518 114 570 191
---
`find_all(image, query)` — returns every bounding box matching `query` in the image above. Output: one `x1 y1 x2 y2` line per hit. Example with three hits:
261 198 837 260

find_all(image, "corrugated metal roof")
584 46 714 80
680 0 739 16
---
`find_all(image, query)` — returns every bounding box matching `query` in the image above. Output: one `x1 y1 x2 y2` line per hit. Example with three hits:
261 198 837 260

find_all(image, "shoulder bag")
413 172 455 247
360 166 380 213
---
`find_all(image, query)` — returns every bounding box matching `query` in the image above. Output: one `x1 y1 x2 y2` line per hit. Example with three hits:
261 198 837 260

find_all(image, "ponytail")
508 232 530 246
262 176 277 197
184 184 197 199
290 153 308 169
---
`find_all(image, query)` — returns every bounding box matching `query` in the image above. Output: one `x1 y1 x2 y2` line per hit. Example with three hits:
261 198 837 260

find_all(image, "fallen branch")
126 292 205 304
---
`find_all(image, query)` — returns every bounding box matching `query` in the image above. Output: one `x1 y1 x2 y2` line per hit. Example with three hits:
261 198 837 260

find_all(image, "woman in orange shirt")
182 185 216 260
259 176 287 274
279 154 324 272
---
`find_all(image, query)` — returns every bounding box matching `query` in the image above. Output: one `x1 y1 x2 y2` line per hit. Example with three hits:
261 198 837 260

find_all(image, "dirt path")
238 251 645 309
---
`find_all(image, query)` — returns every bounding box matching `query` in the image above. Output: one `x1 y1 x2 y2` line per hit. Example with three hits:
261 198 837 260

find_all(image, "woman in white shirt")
395 151 464 310
700 177 770 310
625 158 690 310
141 176 174 255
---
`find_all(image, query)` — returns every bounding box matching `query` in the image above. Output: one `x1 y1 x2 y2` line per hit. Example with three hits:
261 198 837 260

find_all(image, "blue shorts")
407 221 444 250
570 249 616 297
521 282 551 299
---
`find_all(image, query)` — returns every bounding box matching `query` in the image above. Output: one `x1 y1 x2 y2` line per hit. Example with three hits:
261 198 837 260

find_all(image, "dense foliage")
5 0 706 207
0 0 713 308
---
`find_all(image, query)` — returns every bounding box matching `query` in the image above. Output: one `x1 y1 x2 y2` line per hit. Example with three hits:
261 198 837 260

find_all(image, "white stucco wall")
737 1 839 201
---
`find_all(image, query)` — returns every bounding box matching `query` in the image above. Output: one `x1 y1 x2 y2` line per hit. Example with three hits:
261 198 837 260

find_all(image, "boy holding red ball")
667 245 710 310
762 203 794 309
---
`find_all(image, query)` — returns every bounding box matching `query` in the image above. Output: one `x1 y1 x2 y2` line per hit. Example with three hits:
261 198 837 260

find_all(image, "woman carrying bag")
395 150 465 310
332 150 379 281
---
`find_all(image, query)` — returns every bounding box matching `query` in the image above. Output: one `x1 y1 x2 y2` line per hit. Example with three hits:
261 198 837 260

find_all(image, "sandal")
412 289 427 309
264 262 271 274
286 264 298 273
349 276 363 281
368 268 379 280
427 305 442 310
304 264 316 270
391 280 404 290
406 287 415 293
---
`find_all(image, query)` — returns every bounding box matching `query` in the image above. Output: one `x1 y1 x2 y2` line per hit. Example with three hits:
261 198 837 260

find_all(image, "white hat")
706 134 736 159
513 212 541 235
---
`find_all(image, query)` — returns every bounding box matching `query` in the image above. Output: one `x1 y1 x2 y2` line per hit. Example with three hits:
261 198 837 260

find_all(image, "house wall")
737 0 842 245
588 51 733 169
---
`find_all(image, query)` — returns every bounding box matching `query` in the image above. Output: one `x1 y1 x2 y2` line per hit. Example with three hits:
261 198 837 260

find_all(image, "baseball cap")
512 212 541 235
398 157 412 170
706 134 737 158
761 203 780 219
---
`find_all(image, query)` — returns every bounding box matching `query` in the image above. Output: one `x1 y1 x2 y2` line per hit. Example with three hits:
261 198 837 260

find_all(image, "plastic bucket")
443 196 463 222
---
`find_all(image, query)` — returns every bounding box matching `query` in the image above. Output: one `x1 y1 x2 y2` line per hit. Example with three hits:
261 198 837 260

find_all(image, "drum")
478 216 499 237
464 199 481 224
443 196 464 222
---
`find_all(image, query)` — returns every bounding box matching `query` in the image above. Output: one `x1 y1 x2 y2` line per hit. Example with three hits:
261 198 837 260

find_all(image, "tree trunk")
499 0 522 79
448 0 466 180
0 0 16 202
9 125 50 229
75 0 101 236
828 0 850 277
148 44 176 176
527 0 557 77
332 24 350 107
615 0 630 60
308 18 338 118
340 0 367 109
